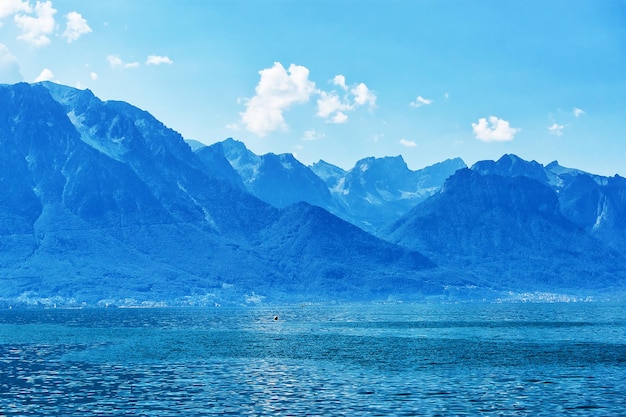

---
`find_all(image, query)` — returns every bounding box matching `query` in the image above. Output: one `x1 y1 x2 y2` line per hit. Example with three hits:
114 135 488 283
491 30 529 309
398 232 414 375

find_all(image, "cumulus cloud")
399 138 417 147
14 0 56 47
410 95 433 108
333 74 347 90
34 67 54 82
0 0 31 19
240 63 378 135
62 11 91 43
107 54 139 69
351 82 376 107
316 75 376 123
548 123 564 136
89 71 98 80
302 129 325 141
0 43 22 83
146 55 173 66
317 91 350 122
573 107 585 117
241 62 316 136
472 116 521 142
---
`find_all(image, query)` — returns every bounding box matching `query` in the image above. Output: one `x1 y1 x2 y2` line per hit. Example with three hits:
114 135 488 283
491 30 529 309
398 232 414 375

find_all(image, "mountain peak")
471 154 549 184
354 155 408 172
310 160 347 189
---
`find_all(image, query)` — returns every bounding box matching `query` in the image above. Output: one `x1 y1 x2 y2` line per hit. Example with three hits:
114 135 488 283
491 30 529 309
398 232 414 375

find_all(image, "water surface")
1 303 625 415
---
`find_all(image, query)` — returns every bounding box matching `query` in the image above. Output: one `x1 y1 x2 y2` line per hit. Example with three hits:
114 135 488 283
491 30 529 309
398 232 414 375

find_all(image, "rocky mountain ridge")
1 82 625 306
199 138 466 231
0 82 435 307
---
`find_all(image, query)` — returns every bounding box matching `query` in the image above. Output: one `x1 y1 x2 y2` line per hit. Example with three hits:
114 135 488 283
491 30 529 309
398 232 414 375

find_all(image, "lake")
1 302 625 415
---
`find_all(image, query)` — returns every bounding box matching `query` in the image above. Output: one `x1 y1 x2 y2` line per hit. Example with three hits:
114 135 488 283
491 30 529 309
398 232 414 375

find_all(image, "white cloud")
0 0 31 19
330 112 348 124
62 11 91 43
472 116 521 142
146 55 173 66
226 123 239 130
333 74 347 90
240 63 378 134
573 107 585 117
241 62 316 136
34 67 54 82
444 92 449 100
351 82 377 107
548 123 564 136
90 71 98 81
410 95 433 108
316 77 376 123
302 129 325 141
0 43 22 83
399 138 417 147
107 54 139 69
317 91 350 119
14 1 56 47
107 55 122 67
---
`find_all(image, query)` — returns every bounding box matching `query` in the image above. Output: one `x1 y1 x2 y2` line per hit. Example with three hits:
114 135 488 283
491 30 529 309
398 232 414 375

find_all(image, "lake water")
1 303 625 415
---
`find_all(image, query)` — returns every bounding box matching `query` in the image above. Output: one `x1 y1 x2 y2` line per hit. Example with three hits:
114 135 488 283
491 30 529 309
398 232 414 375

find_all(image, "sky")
1 0 625 176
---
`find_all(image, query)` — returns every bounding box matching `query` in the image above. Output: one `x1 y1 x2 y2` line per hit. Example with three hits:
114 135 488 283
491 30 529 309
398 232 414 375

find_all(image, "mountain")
185 139 207 151
193 141 246 190
383 165 626 297
0 82 438 307
208 139 466 232
310 159 347 189
206 138 337 210
3 82 624 304
471 153 549 184
327 156 466 230
253 202 436 299
472 154 626 252
558 173 626 251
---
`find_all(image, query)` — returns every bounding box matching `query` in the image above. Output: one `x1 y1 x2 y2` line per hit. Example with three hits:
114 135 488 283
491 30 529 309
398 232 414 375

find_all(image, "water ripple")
1 304 625 415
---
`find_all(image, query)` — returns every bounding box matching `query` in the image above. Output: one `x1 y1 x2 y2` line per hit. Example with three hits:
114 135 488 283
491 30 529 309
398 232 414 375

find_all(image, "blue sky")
1 1 625 175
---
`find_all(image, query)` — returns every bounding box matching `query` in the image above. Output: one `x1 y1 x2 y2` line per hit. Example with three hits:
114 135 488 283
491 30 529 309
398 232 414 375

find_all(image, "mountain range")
1 82 625 306
0 82 434 307
201 137 465 232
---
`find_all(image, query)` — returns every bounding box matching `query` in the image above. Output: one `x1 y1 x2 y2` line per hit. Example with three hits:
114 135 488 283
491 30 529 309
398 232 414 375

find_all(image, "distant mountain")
0 82 438 307
4 82 624 304
471 153 549 184
205 138 336 210
194 141 246 190
207 140 466 232
327 156 466 230
185 139 207 151
383 165 626 296
191 140 626 299
472 154 626 252
310 159 347 189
